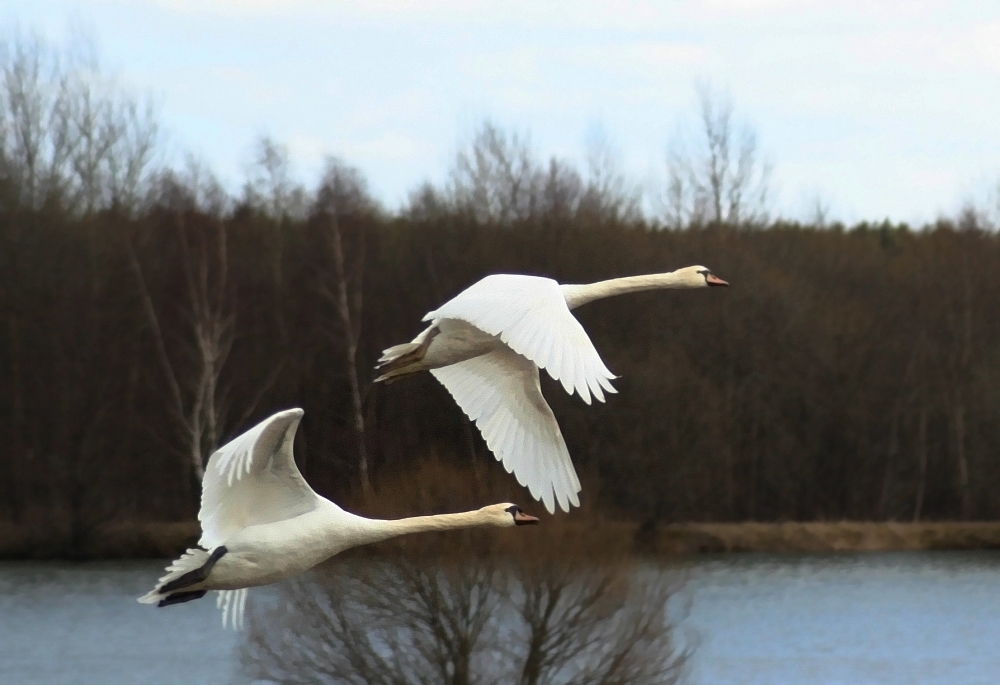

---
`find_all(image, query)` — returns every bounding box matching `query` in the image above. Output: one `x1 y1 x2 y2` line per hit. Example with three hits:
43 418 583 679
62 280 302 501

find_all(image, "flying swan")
375 266 729 514
138 408 539 628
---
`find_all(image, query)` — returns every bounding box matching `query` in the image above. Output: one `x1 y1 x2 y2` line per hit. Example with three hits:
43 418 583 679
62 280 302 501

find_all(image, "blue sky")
7 1 1000 223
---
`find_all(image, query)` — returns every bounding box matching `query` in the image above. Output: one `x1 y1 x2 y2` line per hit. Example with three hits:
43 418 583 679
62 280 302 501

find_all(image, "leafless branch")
663 83 771 227
127 212 234 483
314 158 375 493
241 539 688 685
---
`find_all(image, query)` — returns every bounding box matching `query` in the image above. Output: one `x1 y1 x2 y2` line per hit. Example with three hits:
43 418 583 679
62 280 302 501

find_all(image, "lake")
1 552 998 684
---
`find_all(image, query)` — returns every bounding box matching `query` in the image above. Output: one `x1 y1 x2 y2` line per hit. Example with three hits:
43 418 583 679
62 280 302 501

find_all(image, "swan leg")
157 589 208 607
158 545 228 594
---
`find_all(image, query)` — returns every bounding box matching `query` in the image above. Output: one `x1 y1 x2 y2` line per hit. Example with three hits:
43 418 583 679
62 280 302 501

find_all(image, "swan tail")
374 342 424 383
137 547 225 606
378 341 422 364
375 327 441 382
374 366 419 383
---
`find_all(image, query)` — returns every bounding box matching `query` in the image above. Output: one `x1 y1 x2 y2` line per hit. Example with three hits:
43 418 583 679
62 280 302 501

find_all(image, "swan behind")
375 266 729 513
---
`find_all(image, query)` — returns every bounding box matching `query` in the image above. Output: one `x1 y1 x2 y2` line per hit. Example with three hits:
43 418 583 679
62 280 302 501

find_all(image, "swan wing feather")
424 274 617 404
431 347 582 513
199 408 319 549
216 589 249 630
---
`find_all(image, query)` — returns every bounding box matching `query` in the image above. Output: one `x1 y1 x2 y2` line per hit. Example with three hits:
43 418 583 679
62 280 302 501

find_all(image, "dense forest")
3 33 1000 547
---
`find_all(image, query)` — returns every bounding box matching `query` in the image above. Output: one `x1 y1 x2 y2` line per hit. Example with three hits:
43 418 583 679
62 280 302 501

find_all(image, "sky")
6 0 1000 224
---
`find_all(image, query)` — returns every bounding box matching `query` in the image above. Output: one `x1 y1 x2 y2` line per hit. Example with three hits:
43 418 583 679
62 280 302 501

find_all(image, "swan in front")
138 408 539 627
375 266 729 514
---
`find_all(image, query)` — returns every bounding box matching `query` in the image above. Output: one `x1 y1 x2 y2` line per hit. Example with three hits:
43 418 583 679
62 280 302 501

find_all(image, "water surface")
677 552 1000 685
0 561 237 685
1 552 998 684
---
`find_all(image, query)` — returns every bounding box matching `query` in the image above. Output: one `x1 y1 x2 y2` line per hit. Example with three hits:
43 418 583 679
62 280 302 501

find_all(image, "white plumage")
139 408 539 628
199 408 317 550
376 266 729 513
432 346 581 513
425 275 617 404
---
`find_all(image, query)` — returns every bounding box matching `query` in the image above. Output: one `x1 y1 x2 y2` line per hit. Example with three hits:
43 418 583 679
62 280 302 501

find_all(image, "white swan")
375 266 728 514
138 408 538 628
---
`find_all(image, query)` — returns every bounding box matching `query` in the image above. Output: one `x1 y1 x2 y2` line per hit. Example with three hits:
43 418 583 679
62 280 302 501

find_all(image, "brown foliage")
5 200 1000 543
5 34 1000 562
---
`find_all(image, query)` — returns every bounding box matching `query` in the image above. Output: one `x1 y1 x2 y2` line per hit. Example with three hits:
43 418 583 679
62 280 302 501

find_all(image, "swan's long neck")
348 509 498 547
560 271 698 310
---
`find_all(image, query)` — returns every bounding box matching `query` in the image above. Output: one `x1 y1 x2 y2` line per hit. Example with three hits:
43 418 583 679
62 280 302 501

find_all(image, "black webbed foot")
157 589 208 607
158 546 228 594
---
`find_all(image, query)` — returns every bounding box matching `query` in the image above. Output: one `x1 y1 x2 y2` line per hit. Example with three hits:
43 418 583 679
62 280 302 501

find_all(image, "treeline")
3 31 1000 547
4 193 1000 531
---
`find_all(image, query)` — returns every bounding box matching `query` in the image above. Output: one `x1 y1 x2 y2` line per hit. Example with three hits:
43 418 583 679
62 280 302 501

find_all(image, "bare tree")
241 545 688 685
242 135 306 219
407 180 451 222
912 403 929 522
128 166 235 486
536 157 583 219
0 30 157 215
100 92 157 213
0 31 74 209
804 192 832 228
314 157 376 493
994 177 1000 228
580 126 642 222
241 136 308 346
664 84 772 227
451 120 540 224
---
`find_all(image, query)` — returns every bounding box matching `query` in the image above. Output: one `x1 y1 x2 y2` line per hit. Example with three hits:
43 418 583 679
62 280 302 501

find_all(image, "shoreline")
3 520 1000 560
634 521 1000 554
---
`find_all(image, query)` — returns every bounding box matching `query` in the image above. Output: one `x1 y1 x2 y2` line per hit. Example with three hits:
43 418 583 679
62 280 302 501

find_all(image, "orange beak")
514 511 540 525
706 273 729 287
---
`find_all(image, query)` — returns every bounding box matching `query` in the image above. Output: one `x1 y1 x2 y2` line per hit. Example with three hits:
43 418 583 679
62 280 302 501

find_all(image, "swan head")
480 503 540 527
675 265 729 288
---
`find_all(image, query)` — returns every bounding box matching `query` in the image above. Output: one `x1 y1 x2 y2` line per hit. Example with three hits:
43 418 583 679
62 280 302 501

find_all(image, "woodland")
3 34 1000 553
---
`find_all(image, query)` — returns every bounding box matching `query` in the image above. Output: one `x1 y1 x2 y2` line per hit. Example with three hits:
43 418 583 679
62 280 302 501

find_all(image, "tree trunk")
953 402 971 519
7 314 24 523
913 406 928 522
329 217 371 494
877 407 900 519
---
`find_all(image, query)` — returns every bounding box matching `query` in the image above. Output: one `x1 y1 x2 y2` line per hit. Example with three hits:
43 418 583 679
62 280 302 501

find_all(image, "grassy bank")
0 521 200 560
634 521 1000 554
3 520 1000 560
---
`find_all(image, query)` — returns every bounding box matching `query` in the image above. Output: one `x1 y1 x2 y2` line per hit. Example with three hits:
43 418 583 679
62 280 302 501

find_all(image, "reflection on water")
1 552 998 685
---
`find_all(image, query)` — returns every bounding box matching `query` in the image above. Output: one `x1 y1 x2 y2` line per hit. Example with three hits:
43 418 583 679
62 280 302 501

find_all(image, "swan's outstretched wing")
424 274 617 404
431 346 582 513
199 408 319 549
